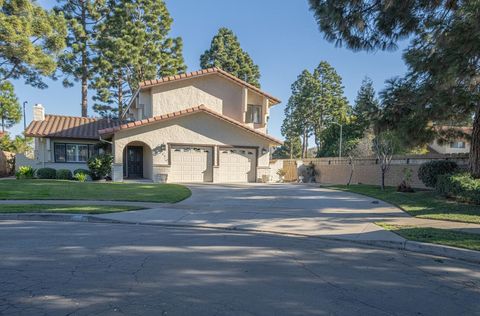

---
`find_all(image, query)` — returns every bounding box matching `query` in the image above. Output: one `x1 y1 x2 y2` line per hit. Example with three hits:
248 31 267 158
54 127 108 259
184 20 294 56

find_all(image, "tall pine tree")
56 0 107 117
200 28 261 87
1 0 66 88
311 61 349 155
92 0 186 118
353 77 379 133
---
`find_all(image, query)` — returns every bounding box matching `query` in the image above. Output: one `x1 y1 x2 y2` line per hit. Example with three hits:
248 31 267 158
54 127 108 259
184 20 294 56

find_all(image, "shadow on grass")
377 223 480 251
331 185 480 224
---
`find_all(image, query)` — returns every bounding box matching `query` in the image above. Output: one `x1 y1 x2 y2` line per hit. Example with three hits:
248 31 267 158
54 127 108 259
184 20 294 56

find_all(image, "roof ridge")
137 68 281 105
45 114 100 120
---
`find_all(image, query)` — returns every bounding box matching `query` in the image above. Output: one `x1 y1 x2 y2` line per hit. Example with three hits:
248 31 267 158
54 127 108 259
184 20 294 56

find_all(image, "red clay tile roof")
99 105 283 145
25 115 121 140
138 68 281 105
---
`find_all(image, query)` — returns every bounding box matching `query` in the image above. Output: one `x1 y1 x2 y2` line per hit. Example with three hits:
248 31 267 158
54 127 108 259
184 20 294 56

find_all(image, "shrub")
436 173 480 204
73 168 90 176
36 167 57 179
87 154 113 180
418 160 458 188
56 169 73 180
73 172 88 182
397 167 415 193
15 166 35 179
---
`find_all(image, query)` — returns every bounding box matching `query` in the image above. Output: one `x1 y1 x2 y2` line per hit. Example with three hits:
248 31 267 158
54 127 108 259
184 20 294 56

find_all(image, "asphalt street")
1 220 479 315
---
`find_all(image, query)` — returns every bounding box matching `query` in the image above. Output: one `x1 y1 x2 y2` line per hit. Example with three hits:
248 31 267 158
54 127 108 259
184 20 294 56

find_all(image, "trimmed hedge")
56 169 73 180
436 173 480 205
36 167 57 179
418 160 458 188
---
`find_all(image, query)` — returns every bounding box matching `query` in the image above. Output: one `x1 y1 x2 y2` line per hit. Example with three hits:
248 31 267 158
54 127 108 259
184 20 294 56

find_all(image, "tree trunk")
118 75 123 119
80 0 88 117
470 104 480 178
347 156 354 186
381 169 385 191
302 129 307 158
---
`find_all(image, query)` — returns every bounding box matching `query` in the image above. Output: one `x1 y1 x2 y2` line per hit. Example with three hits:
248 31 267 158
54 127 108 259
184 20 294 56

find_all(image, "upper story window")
246 105 262 124
450 141 466 149
54 143 103 163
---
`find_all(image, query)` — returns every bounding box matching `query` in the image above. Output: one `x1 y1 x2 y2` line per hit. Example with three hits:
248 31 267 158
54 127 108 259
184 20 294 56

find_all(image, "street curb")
1 213 479 265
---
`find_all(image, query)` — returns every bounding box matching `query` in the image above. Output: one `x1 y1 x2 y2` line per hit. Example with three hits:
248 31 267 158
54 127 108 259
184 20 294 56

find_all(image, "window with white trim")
246 105 262 124
54 143 102 163
449 141 466 149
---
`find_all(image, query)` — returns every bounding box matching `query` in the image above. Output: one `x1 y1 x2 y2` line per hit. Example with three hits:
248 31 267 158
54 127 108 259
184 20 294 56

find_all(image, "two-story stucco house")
22 68 282 183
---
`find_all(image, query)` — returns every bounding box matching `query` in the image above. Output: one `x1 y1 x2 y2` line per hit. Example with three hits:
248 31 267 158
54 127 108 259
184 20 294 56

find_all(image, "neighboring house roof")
25 115 121 140
433 125 472 134
99 105 283 145
134 67 281 105
0 132 5 138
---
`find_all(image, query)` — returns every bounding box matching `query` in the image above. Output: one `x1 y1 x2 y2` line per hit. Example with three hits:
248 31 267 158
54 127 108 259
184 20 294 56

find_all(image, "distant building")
428 126 471 154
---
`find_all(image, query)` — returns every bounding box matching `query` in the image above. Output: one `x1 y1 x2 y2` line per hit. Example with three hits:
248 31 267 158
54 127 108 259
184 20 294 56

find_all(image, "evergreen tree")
200 28 260 87
353 77 379 132
311 61 349 155
0 81 21 133
1 0 67 88
308 0 480 177
56 0 107 117
92 0 186 118
281 70 317 158
272 136 302 159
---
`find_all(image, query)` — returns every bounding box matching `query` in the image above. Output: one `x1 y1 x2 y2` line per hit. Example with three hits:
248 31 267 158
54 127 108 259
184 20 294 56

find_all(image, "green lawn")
377 223 480 251
331 184 480 224
0 180 191 203
0 204 141 214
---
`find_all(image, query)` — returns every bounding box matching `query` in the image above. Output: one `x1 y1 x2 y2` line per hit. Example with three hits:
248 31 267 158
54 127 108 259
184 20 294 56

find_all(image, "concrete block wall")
274 154 469 189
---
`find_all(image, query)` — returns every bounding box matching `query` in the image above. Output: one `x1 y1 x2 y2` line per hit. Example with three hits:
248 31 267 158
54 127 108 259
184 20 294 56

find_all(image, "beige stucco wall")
25 137 99 172
112 112 273 182
127 74 273 134
150 75 243 121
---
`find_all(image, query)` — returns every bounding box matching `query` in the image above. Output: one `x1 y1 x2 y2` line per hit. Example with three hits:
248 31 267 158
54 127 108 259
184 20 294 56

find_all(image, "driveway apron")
96 183 409 242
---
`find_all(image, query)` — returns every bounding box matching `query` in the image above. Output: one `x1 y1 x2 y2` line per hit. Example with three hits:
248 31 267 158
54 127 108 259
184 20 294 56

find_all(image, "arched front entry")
122 141 153 179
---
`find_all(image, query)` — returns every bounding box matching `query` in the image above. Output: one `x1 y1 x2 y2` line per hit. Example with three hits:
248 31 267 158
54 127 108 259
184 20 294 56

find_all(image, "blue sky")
10 0 408 139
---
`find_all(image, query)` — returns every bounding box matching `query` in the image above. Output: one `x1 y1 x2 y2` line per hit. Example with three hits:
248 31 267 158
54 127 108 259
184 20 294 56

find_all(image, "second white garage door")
169 146 213 182
217 147 256 183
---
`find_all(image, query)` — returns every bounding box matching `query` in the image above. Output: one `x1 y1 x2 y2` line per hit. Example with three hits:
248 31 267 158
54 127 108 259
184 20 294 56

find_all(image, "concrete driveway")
97 183 409 242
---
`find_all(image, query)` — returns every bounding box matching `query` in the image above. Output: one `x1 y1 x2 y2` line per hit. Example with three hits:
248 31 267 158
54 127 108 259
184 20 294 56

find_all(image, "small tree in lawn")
372 131 401 190
344 134 374 186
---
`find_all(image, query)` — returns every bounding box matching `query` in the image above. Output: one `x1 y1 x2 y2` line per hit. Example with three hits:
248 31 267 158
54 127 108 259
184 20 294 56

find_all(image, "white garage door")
169 146 213 183
218 147 256 183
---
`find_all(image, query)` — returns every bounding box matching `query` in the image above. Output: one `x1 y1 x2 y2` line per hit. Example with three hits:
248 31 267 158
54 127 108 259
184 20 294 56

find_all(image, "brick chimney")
33 104 45 121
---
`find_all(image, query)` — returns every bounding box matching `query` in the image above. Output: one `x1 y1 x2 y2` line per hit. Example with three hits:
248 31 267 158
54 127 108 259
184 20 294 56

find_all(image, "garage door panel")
169 146 213 183
218 148 256 183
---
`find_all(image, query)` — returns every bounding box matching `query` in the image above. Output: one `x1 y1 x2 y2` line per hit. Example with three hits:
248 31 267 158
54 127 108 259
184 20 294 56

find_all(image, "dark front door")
125 146 143 178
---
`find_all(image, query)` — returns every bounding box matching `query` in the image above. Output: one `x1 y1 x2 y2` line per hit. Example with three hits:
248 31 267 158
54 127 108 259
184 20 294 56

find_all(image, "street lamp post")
331 122 343 158
23 101 28 131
